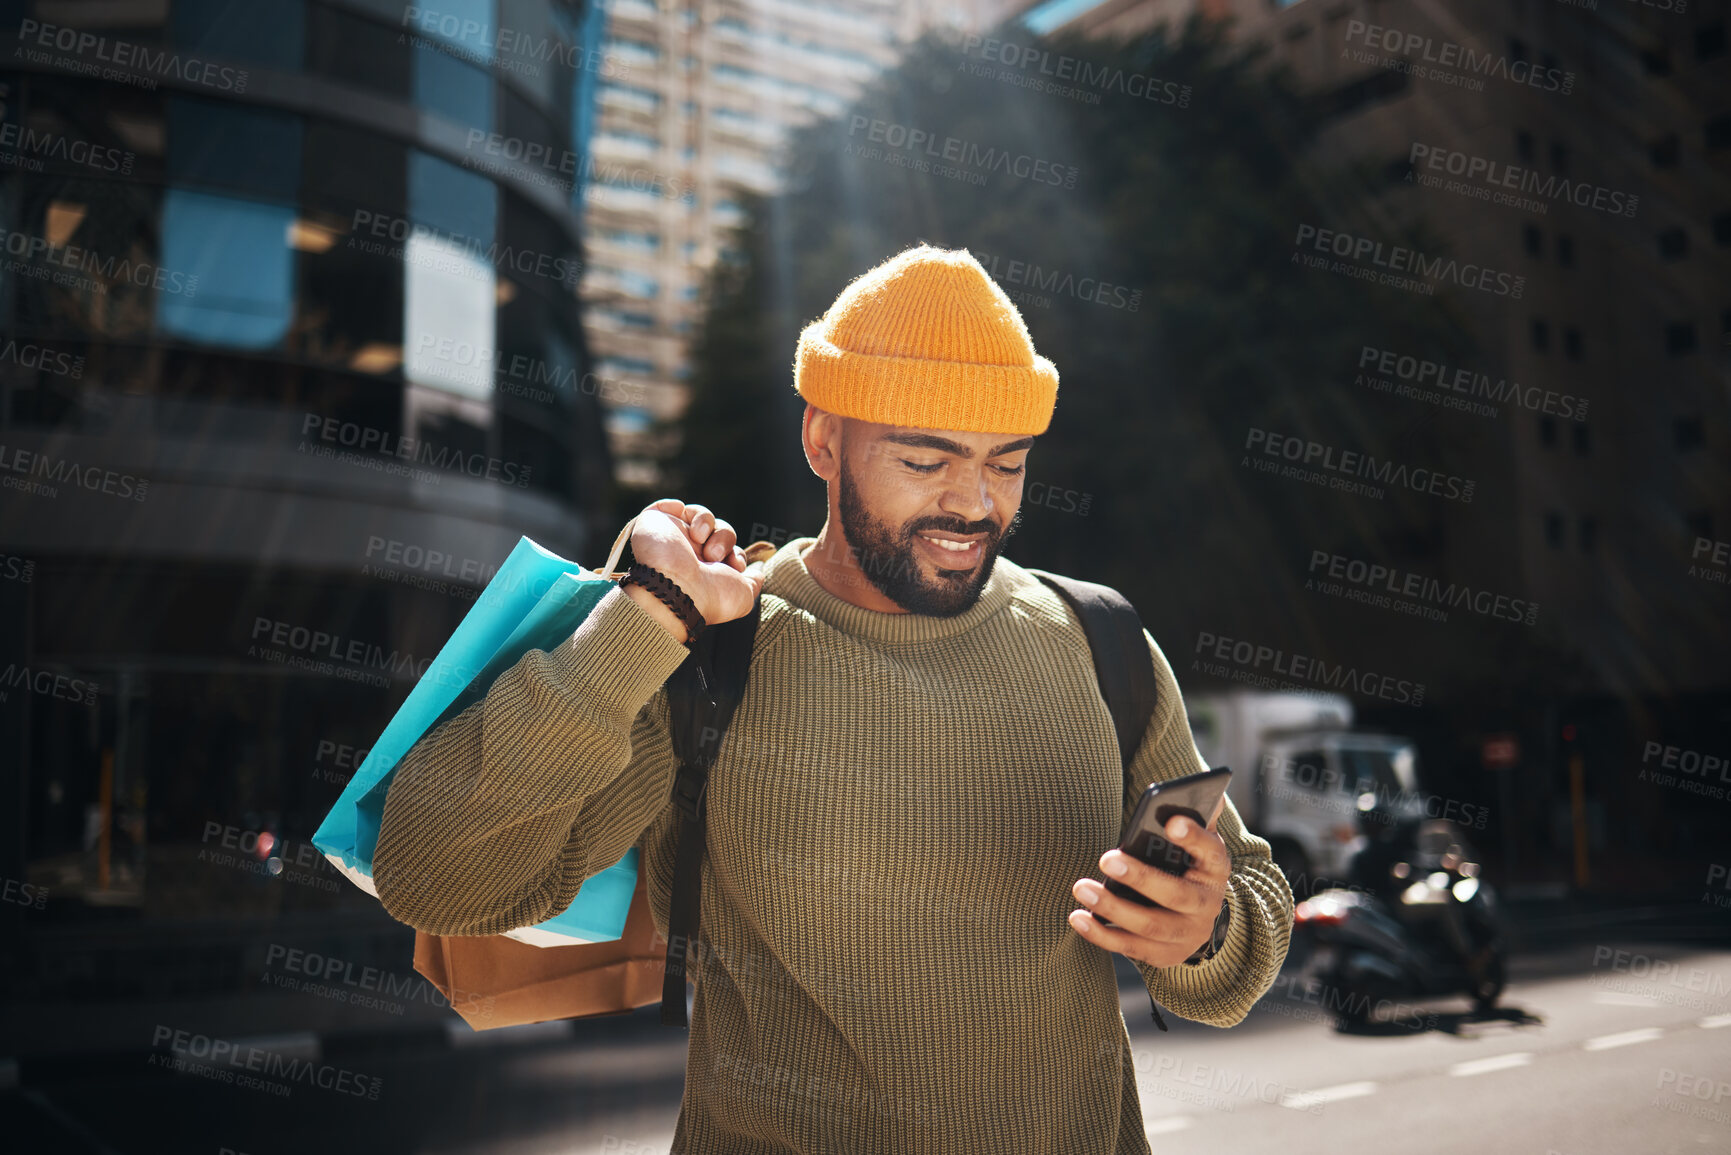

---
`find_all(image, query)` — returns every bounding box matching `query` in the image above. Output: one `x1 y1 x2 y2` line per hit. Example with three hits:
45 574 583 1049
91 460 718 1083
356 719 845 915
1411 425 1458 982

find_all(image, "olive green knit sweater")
374 537 1293 1155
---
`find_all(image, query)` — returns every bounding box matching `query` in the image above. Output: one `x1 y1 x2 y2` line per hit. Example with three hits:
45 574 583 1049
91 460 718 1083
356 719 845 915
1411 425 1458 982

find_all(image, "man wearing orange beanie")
377 245 1294 1154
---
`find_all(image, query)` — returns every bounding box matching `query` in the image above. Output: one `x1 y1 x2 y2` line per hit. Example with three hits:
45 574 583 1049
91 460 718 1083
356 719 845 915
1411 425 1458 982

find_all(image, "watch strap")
1183 893 1232 966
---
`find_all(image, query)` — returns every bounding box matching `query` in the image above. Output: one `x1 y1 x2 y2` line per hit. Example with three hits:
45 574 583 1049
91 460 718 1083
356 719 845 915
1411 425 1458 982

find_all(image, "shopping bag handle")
599 515 637 580
599 514 777 581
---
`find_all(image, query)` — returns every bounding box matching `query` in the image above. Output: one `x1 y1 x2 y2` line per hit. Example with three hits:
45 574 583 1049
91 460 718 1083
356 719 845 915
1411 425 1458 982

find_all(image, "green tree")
678 17 1537 696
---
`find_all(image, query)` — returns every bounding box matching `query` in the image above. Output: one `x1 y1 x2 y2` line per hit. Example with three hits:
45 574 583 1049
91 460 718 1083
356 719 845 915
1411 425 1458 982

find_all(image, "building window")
598 228 661 252
1707 116 1731 151
1524 224 1543 256
1563 327 1583 360
1316 70 1408 122
413 40 491 132
1578 515 1597 553
604 38 661 67
158 98 303 350
1659 227 1688 259
1539 416 1557 446
1651 135 1681 167
612 269 660 299
1556 234 1575 267
1675 416 1705 449
1531 319 1550 351
160 190 299 349
1544 512 1565 547
603 356 656 376
1665 322 1697 354
403 150 497 401
174 0 306 69
1572 423 1590 455
1697 23 1727 61
1516 129 1536 163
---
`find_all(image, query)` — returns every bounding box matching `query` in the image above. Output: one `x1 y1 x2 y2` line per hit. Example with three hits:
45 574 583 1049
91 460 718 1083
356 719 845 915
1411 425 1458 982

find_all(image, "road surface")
5 940 1727 1154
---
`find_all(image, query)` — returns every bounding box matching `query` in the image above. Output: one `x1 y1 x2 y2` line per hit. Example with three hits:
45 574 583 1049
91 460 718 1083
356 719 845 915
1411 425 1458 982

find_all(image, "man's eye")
991 464 1026 477
900 460 943 474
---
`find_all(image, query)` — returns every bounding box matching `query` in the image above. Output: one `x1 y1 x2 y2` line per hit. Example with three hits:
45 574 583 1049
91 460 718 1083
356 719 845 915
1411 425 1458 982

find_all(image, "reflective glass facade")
0 0 609 1041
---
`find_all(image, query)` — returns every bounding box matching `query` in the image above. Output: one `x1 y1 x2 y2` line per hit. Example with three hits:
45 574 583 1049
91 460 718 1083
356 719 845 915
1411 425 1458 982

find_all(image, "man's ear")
803 404 844 482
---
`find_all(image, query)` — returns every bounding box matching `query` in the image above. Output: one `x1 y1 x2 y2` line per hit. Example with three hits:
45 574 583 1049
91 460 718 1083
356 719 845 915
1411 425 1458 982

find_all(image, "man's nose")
937 468 995 525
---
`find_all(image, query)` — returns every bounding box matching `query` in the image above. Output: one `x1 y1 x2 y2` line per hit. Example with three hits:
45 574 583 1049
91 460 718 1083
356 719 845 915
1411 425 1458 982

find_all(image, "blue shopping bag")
312 529 639 947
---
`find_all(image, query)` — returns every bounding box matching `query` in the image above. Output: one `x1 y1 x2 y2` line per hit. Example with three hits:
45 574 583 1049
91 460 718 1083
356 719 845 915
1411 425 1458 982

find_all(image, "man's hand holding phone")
1067 788 1231 969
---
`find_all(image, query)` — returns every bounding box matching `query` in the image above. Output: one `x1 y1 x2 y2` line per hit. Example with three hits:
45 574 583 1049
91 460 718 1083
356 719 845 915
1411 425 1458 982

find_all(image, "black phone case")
1095 767 1232 924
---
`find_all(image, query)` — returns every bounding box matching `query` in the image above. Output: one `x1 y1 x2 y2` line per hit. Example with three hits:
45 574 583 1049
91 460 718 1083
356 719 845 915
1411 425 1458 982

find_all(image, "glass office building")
0 0 612 1049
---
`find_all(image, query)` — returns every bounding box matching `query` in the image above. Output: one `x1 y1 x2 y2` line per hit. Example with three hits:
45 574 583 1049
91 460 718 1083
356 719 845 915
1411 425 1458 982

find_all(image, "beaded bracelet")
621 563 706 645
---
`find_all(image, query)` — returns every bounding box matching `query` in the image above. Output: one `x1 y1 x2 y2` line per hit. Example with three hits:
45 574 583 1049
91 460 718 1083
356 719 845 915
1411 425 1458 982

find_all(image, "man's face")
835 422 1031 616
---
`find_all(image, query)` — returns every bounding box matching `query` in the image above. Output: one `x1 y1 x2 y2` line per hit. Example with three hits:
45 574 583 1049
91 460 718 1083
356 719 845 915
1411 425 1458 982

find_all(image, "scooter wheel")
1470 952 1506 1014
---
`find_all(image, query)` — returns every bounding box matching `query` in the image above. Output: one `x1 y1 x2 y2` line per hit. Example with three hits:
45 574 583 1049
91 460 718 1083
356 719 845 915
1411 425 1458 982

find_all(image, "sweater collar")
761 536 1020 644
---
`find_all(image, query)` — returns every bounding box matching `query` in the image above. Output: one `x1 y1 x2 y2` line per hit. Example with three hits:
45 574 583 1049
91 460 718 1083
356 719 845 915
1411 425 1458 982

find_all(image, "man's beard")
837 456 1021 617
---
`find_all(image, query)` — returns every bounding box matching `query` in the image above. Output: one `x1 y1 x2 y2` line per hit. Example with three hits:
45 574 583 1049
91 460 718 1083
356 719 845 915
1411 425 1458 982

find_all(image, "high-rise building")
0 0 611 1051
583 0 1019 486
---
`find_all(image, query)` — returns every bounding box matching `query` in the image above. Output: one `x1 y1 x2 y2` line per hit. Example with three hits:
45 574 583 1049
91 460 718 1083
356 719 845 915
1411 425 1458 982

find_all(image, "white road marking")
1280 1081 1378 1110
1448 1052 1535 1077
1700 1012 1731 1029
1582 1027 1664 1051
1145 1116 1193 1135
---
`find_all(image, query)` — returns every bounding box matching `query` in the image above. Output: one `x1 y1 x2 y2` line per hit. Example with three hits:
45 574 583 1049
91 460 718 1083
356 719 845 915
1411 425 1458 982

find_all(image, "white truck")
1185 690 1424 898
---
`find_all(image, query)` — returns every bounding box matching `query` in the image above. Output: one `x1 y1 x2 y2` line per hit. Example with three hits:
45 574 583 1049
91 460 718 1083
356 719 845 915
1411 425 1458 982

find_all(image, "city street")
7 934 1726 1155
4 2 1727 1153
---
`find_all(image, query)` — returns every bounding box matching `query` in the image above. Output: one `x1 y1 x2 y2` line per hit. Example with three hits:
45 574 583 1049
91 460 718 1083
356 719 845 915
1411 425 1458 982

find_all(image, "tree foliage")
675 17 1580 700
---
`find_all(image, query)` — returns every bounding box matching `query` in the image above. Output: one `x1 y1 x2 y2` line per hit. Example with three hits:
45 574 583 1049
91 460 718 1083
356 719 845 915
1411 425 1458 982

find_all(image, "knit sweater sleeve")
1125 630 1295 1027
371 585 691 937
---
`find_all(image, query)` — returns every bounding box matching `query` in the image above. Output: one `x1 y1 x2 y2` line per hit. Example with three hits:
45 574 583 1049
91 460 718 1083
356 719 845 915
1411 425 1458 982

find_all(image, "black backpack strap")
1027 569 1172 1031
659 599 761 1027
1026 570 1158 783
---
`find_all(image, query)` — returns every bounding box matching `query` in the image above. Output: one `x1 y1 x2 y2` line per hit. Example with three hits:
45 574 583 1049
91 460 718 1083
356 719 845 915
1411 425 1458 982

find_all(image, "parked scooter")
1288 815 1507 1027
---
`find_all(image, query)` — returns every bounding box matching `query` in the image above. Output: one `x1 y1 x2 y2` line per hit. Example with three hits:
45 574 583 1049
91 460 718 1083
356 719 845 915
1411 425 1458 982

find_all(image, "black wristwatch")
1183 894 1232 966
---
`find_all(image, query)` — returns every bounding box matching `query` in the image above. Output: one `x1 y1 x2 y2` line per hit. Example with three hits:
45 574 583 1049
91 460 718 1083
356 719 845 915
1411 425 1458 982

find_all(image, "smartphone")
1095 766 1233 924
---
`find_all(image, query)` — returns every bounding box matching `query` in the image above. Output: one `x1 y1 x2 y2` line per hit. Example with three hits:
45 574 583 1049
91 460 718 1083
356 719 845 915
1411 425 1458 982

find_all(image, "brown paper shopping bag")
412 864 669 1030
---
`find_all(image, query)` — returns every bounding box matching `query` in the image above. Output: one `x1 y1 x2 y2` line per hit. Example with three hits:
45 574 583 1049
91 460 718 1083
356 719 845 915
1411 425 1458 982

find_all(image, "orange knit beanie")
793 244 1059 435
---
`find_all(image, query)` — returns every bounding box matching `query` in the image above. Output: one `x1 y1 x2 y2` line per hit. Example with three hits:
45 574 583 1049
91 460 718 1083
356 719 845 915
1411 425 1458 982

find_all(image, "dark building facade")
0 0 613 1054
1011 0 1731 898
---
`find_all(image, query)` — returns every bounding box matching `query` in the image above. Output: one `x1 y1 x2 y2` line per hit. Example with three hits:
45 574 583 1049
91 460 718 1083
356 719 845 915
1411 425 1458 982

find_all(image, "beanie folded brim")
795 323 1058 436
